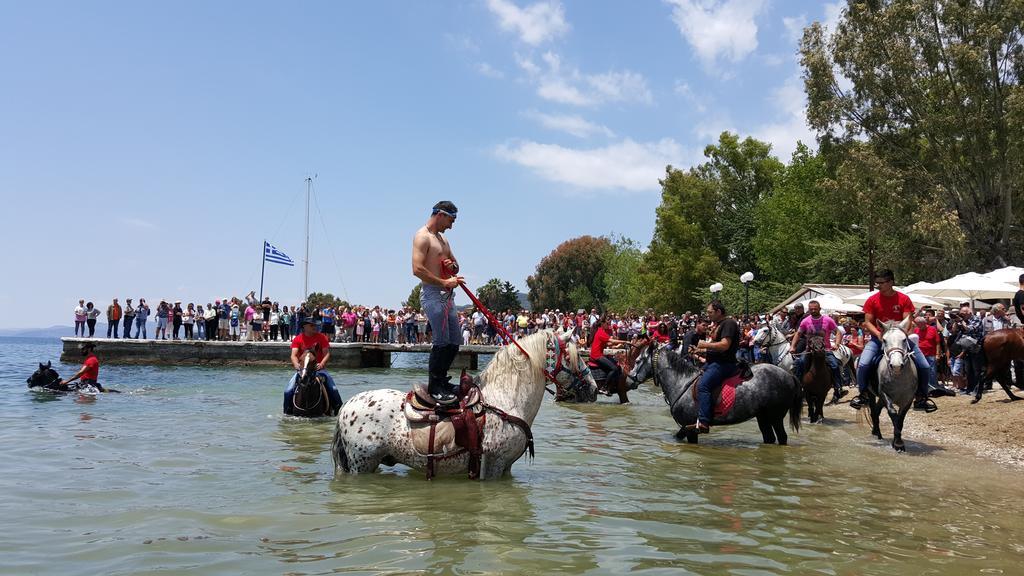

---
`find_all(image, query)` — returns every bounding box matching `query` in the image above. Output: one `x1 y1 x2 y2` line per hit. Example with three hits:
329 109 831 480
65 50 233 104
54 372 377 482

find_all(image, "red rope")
458 282 531 360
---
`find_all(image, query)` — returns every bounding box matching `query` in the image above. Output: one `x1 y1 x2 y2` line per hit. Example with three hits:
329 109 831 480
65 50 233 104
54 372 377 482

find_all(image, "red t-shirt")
82 354 99 380
863 291 915 325
291 332 330 364
651 326 670 343
914 325 940 357
590 326 611 360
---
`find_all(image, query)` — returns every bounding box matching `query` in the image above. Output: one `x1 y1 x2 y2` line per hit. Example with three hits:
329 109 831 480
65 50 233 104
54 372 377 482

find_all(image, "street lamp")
740 271 754 316
709 283 723 304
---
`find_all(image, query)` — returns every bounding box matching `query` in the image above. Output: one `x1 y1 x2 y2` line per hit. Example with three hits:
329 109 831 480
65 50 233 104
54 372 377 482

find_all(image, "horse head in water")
26 362 61 391
291 351 334 418
863 320 917 452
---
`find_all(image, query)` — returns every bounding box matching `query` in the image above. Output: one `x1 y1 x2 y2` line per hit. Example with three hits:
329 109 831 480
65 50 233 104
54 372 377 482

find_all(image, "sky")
0 0 842 329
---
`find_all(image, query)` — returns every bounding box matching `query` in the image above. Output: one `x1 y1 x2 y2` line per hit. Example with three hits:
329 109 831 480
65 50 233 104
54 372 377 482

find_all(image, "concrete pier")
60 338 497 368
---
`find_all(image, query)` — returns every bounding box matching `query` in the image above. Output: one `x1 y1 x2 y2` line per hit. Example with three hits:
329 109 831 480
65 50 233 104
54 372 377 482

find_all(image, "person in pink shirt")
789 300 845 403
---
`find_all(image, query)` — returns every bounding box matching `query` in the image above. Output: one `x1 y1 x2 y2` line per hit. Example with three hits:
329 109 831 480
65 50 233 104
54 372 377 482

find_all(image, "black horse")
285 352 342 418
627 341 802 445
26 361 119 394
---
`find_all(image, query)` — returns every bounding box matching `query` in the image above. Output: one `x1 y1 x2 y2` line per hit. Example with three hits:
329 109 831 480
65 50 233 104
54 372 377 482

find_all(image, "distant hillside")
0 324 108 339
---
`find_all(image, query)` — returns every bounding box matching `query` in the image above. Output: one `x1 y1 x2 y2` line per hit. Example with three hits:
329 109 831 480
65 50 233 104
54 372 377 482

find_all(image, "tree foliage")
476 278 521 313
527 236 613 311
305 292 349 310
800 0 1023 267
403 284 421 310
602 235 647 312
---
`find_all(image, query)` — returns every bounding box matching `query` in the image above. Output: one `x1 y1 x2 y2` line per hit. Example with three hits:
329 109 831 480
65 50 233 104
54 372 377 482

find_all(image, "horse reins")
457 281 583 395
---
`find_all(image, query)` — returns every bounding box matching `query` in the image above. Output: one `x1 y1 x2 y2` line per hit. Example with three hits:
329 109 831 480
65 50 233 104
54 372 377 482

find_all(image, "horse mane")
661 346 699 375
479 330 551 387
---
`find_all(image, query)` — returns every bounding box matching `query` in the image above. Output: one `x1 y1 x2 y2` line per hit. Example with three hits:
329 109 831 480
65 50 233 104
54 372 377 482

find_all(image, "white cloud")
486 0 569 46
674 80 708 113
751 74 815 160
523 110 614 138
520 50 651 107
667 0 767 69
782 14 807 44
821 1 844 36
495 138 692 192
477 62 505 78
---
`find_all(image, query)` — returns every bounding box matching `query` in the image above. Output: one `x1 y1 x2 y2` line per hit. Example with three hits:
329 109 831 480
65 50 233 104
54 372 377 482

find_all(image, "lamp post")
740 272 754 317
851 224 875 291
710 283 723 304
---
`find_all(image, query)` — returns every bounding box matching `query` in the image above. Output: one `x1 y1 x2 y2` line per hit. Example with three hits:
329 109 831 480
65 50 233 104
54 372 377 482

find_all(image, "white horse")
863 320 917 452
752 323 794 372
332 329 596 480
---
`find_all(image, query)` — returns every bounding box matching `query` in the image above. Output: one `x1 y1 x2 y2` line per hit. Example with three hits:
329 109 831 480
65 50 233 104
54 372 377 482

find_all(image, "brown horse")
802 336 833 423
979 328 1024 403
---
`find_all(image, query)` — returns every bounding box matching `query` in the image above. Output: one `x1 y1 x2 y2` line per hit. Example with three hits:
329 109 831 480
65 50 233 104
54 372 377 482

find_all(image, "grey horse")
863 320 917 452
627 341 802 445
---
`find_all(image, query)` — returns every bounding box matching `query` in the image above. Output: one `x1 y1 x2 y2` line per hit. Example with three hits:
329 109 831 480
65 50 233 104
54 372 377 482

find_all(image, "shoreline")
828 388 1024 470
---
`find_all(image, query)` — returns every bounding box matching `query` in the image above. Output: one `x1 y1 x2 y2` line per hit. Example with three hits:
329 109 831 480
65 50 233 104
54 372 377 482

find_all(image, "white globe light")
740 272 754 283
710 283 723 293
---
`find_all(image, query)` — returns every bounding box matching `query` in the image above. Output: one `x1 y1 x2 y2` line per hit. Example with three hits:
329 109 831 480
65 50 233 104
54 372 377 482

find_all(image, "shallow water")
2 337 1022 575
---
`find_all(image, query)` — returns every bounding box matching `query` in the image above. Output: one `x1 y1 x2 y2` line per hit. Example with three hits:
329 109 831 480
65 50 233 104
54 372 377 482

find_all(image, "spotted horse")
332 329 596 480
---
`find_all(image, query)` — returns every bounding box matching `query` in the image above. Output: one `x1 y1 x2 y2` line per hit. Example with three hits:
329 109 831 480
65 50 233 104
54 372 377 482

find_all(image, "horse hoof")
685 432 699 444
1010 396 1022 402
893 441 906 452
970 397 981 405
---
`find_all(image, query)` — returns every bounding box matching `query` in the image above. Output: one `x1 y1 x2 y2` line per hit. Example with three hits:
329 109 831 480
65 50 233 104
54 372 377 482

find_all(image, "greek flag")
264 241 295 267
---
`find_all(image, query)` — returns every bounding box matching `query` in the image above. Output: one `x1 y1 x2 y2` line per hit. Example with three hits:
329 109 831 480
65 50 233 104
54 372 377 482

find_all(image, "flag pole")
260 240 266 301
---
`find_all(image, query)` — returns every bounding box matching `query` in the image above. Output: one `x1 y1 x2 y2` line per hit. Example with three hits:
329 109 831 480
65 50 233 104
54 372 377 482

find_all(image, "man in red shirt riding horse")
850 269 935 412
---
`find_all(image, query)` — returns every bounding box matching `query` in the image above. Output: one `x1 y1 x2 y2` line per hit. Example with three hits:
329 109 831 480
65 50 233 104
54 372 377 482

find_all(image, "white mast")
304 176 311 299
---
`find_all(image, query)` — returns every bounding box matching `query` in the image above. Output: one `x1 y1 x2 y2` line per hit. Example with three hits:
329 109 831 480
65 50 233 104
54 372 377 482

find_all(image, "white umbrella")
913 272 1019 302
803 294 863 313
983 266 1024 286
843 289 944 309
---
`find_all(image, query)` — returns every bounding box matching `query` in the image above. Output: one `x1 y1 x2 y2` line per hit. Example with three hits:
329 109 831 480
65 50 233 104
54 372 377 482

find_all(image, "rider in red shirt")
590 316 632 387
285 319 342 414
59 342 109 392
851 269 934 411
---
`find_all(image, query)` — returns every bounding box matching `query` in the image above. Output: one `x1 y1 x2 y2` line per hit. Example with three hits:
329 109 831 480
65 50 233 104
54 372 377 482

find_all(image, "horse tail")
788 373 802 433
331 422 350 473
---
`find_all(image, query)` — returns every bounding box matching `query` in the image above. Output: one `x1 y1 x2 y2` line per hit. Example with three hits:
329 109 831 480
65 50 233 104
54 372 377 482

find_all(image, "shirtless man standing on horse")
412 200 465 402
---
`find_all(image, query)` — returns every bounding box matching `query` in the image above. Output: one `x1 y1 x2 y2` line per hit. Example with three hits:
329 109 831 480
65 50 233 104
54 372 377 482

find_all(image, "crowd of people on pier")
74 278 1023 399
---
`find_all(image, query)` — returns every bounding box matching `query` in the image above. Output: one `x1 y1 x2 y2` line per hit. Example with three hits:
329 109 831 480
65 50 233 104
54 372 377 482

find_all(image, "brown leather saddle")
403 370 487 479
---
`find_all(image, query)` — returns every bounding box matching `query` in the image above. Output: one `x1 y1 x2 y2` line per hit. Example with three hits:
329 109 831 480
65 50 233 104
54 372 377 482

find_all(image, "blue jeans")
925 356 938 391
284 371 342 414
794 351 843 392
135 317 147 339
856 336 931 398
421 284 462 346
698 361 737 424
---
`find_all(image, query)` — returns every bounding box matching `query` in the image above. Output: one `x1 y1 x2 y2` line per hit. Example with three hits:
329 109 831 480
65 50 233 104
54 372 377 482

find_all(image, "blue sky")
0 0 841 329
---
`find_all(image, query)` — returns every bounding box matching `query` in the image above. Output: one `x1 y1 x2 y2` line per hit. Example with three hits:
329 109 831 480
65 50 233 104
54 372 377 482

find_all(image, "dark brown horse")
802 336 833 423
979 328 1024 403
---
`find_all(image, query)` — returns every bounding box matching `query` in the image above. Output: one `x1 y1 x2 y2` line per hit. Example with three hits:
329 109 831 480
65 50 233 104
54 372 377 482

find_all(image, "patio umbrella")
983 266 1024 286
913 272 1019 304
843 289 944 309
805 294 863 314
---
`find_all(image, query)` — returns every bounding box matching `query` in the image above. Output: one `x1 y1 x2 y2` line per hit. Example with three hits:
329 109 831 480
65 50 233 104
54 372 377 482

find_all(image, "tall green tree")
403 284 421 310
527 236 613 311
476 278 521 313
800 0 1023 267
305 292 349 310
602 235 647 312
752 143 837 284
697 132 784 275
640 166 723 313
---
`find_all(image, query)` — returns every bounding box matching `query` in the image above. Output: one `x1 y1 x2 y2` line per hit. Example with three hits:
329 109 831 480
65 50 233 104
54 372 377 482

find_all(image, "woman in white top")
183 303 195 340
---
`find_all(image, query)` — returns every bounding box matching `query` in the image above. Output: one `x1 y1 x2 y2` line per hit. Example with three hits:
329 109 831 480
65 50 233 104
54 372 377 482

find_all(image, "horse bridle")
761 324 793 364
547 333 592 401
